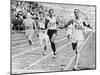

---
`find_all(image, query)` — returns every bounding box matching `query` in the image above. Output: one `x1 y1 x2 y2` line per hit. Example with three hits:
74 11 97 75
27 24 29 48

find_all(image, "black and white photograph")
11 0 96 74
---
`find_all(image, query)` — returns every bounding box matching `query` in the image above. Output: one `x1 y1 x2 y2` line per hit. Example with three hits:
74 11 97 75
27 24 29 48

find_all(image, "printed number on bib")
48 23 56 28
74 24 83 30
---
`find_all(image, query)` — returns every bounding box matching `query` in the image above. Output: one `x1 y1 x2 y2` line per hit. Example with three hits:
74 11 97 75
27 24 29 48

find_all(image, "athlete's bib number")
48 23 56 28
74 24 83 30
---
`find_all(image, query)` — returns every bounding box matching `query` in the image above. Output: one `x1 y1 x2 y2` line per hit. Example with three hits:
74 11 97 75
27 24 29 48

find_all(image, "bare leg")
67 34 70 40
51 33 57 59
43 35 47 55
28 34 33 45
43 45 47 55
28 30 34 52
39 32 43 47
43 33 49 55
73 50 80 70
73 40 83 70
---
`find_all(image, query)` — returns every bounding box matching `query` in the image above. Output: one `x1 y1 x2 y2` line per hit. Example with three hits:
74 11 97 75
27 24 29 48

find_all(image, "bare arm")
83 21 92 29
21 20 25 28
64 19 73 28
59 19 73 29
45 18 49 29
33 21 37 29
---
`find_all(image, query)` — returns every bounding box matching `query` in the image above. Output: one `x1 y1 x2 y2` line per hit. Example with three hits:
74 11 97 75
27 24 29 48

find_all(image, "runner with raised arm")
64 9 93 70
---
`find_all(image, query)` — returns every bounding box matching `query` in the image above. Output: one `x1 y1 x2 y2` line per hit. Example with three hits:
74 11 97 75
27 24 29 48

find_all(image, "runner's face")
49 9 54 16
74 9 79 18
18 1 21 6
40 13 43 19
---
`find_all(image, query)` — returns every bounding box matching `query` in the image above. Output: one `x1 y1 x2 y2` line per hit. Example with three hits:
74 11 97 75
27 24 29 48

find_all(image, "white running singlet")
70 18 84 43
46 16 57 30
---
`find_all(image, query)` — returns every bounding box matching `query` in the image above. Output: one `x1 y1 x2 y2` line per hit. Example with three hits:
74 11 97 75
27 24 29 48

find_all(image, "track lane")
12 38 70 73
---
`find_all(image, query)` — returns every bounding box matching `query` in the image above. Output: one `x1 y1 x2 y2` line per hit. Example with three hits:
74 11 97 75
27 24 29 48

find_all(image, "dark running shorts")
47 29 57 40
72 43 77 50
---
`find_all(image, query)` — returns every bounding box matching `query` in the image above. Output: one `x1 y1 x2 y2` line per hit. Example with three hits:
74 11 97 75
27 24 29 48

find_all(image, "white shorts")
25 29 34 41
39 31 49 46
25 29 34 36
70 30 84 43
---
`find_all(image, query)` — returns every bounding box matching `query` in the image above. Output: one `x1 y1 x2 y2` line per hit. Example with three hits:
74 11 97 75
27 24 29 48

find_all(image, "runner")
38 12 49 55
45 9 58 59
22 11 36 46
64 9 93 70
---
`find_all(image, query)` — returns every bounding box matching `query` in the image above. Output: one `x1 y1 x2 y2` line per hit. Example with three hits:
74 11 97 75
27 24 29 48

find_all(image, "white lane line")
12 42 39 58
12 34 66 44
12 39 39 49
12 34 67 49
64 31 93 70
11 30 65 39
12 68 45 74
12 36 26 41
12 35 26 38
11 31 64 38
12 38 38 44
12 37 68 58
12 33 66 44
12 32 66 44
24 42 71 70
12 43 28 49
12 39 28 44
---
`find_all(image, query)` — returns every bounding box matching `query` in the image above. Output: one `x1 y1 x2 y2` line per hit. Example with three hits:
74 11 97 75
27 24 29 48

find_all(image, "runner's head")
39 12 44 21
74 9 80 19
26 12 31 18
48 9 54 17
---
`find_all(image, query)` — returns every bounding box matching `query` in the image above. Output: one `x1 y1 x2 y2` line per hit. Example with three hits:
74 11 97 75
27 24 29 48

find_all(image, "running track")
11 29 96 74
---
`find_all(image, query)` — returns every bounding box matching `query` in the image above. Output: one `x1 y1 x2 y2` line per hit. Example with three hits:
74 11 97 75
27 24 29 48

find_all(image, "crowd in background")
11 0 65 32
11 0 95 33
